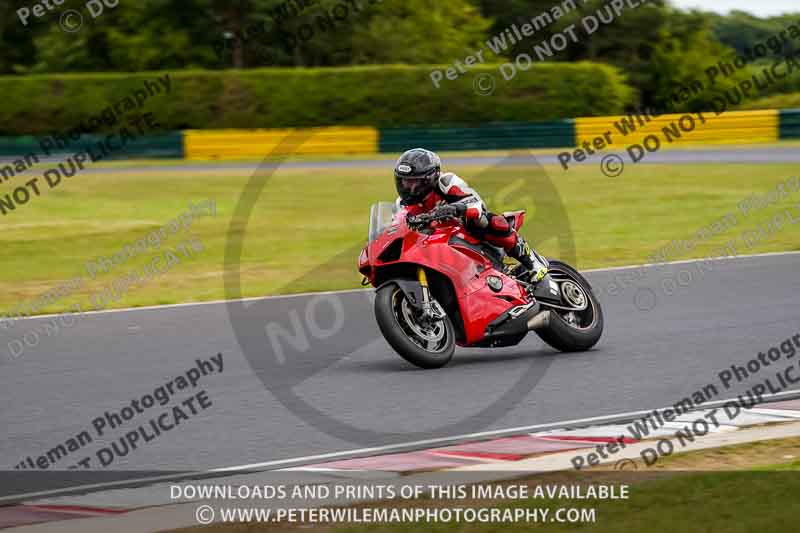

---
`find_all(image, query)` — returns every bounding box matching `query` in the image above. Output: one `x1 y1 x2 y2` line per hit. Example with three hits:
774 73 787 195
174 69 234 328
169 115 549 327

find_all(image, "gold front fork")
417 266 428 288
418 266 432 311
417 266 444 320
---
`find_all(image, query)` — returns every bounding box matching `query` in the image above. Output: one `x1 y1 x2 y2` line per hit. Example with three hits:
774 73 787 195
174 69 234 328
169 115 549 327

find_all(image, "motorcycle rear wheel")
535 260 603 352
374 283 455 369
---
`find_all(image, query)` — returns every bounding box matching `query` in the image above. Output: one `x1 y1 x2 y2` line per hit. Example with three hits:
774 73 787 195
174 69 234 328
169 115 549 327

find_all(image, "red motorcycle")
358 202 603 368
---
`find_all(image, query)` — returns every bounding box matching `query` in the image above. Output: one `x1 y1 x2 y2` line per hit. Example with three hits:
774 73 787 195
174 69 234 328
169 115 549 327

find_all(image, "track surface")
2 253 799 480
2 145 800 174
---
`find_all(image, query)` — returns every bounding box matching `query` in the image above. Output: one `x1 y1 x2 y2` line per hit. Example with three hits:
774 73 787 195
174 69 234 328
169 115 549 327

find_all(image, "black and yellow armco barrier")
378 122 575 153
780 109 800 139
0 109 798 161
576 109 781 148
0 133 184 160
183 127 379 160
183 110 792 159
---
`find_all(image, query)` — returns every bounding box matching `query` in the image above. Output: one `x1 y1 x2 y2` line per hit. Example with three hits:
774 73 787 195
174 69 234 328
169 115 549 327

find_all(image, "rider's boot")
508 236 548 283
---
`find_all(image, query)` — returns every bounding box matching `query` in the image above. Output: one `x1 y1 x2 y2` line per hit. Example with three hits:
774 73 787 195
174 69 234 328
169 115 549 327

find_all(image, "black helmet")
394 148 441 205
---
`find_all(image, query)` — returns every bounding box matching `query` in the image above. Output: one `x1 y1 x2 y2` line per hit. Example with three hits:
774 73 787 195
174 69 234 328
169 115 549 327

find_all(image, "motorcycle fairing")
364 215 529 346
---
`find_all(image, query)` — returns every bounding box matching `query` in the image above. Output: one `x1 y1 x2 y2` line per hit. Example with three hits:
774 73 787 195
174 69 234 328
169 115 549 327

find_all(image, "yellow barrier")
184 127 379 160
575 109 779 149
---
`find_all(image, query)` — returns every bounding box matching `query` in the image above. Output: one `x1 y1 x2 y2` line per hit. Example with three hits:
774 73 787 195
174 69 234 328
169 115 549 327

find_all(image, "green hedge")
0 63 633 135
740 92 800 111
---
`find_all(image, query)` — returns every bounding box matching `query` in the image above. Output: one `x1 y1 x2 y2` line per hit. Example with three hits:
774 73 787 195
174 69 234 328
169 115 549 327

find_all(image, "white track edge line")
6 250 800 322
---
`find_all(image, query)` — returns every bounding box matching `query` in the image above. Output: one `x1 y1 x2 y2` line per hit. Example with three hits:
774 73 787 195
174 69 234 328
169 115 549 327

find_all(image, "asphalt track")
2 253 800 491
2 145 800 174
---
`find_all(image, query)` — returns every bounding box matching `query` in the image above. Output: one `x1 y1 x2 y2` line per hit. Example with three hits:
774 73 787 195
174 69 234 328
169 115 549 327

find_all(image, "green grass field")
324 467 800 533
2 158 799 316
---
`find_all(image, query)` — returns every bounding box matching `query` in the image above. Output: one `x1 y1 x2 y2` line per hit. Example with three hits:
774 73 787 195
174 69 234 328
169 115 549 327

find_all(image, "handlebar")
407 209 458 228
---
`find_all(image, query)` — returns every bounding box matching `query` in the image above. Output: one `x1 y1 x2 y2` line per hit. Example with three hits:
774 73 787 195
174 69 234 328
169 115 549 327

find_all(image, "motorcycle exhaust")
526 310 551 331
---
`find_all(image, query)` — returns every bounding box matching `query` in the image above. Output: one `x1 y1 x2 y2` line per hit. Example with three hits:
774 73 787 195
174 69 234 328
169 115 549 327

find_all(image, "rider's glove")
406 214 425 228
451 203 467 217
437 203 465 219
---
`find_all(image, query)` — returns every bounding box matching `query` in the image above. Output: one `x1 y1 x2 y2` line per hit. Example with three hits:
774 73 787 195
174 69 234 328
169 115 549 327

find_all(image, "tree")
0 0 40 74
710 10 799 59
348 0 490 64
549 1 735 110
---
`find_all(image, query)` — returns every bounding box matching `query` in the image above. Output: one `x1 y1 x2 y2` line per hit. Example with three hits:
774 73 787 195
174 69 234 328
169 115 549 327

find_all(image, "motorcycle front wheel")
374 282 455 369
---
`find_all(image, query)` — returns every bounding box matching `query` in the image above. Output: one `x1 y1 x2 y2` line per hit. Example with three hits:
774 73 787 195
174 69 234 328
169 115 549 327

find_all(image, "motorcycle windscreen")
367 201 399 243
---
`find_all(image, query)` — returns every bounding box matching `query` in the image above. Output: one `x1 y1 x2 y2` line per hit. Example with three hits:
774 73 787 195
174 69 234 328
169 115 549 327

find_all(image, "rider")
394 148 548 283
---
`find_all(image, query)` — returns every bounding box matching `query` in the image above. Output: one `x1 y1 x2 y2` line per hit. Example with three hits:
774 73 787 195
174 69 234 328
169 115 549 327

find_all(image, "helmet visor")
395 174 433 204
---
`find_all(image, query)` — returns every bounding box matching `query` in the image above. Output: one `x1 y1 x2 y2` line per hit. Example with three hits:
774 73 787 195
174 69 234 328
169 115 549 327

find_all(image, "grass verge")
2 161 798 315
